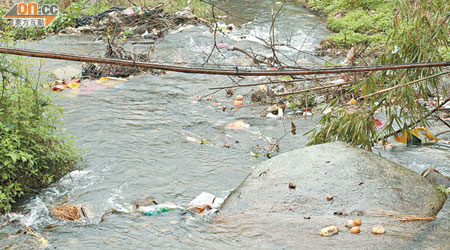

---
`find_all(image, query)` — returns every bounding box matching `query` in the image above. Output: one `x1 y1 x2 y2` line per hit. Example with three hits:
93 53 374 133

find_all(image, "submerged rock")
214 142 446 249
50 65 82 80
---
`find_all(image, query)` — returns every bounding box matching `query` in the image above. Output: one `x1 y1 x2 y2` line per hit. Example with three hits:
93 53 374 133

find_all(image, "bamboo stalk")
276 81 354 96
0 47 449 76
208 76 335 90
357 71 450 100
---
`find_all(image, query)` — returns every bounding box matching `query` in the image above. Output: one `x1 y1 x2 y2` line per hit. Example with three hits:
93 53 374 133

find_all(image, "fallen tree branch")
0 47 449 76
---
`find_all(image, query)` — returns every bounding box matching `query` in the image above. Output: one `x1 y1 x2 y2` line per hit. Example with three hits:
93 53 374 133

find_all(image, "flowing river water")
1 0 448 249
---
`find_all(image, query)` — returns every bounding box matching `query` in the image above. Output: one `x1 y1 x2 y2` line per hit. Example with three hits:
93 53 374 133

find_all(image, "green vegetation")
307 0 449 150
1 0 211 41
302 0 450 60
0 34 80 212
302 0 394 49
286 92 316 110
437 185 449 198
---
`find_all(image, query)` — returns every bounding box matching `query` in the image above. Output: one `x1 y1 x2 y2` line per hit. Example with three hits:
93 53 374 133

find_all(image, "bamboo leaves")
308 0 450 150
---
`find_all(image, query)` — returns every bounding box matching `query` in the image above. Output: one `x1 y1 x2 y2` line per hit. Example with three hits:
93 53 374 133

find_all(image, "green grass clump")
305 0 387 13
302 0 394 49
324 30 386 48
327 9 392 34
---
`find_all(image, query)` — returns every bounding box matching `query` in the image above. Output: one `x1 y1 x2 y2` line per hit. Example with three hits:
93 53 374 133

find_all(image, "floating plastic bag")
66 81 80 89
51 79 81 92
97 77 128 82
187 192 224 214
96 77 127 88
51 85 65 92
135 203 184 216
66 78 81 88
394 128 439 145
123 7 136 15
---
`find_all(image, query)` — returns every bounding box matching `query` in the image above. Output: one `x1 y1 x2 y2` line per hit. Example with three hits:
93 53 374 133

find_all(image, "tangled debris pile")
81 39 157 78
74 5 203 40
72 5 204 78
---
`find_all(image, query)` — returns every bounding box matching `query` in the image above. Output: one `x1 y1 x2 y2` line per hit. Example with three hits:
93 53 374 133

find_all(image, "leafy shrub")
46 2 84 33
0 50 80 212
308 0 449 149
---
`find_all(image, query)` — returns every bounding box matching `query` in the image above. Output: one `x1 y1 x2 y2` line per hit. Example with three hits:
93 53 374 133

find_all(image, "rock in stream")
214 142 446 249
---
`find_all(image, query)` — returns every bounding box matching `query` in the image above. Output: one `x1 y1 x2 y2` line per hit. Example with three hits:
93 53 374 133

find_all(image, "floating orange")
233 100 244 106
350 226 360 234
235 95 244 101
354 218 362 226
225 121 249 130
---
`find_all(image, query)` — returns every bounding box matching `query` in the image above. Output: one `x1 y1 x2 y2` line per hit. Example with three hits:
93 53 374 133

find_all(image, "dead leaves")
52 205 81 221
291 122 296 135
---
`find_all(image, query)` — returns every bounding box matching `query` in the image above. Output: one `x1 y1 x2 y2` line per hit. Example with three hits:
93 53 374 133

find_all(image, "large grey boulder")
214 142 446 249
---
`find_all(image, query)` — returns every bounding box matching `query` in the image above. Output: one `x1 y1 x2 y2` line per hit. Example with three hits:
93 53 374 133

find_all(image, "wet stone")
408 199 450 249
50 65 82 80
214 142 447 249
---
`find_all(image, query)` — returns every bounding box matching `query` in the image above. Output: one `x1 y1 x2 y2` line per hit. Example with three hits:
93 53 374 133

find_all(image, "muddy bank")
215 142 447 249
